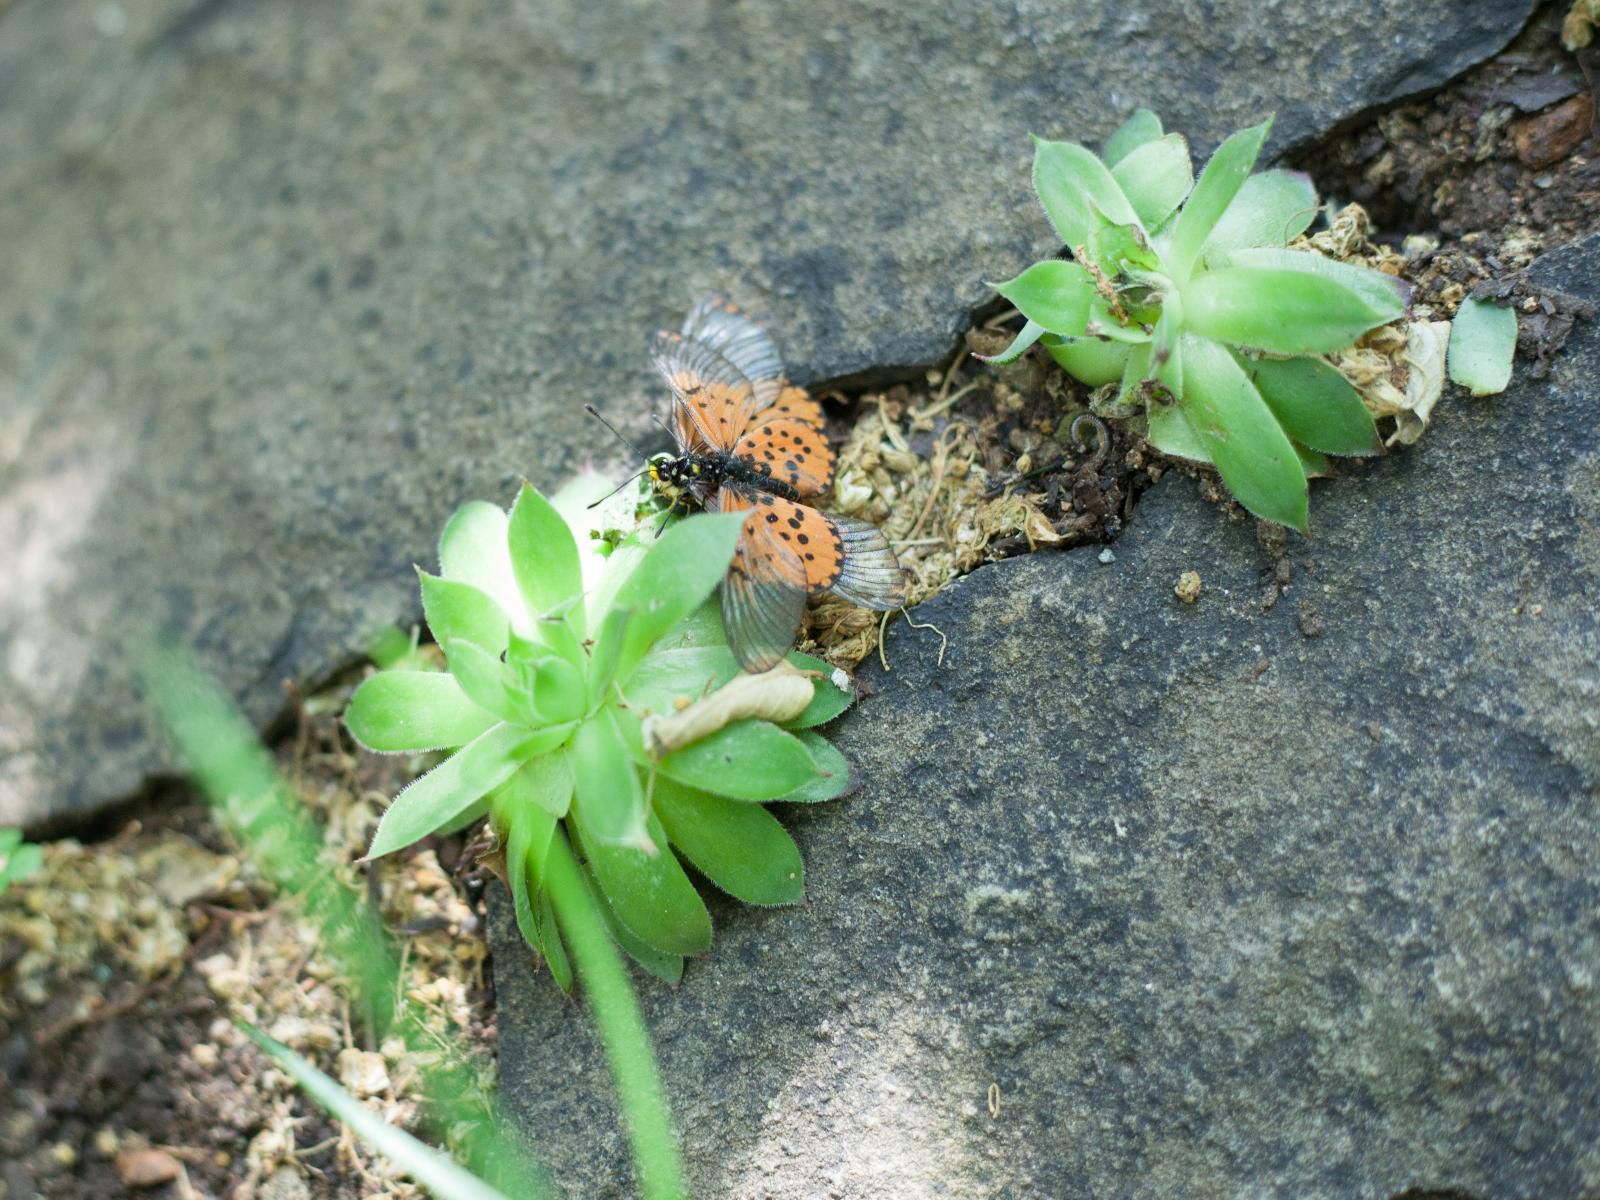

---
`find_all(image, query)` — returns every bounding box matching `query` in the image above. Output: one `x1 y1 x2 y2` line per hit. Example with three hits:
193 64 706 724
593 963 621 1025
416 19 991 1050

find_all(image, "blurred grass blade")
544 829 687 1200
241 1024 514 1200
140 644 550 1196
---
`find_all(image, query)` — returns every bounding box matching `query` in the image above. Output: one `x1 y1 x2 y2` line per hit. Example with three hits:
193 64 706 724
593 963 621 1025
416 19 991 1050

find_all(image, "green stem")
543 828 686 1200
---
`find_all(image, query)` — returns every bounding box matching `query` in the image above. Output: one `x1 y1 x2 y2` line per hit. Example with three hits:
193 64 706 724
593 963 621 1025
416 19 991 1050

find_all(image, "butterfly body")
650 448 803 508
647 297 906 672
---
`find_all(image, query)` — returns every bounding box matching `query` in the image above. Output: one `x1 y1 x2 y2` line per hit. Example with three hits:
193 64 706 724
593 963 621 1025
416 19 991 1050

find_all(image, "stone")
493 234 1600 1196
1512 93 1596 170
0 0 1538 826
113 1148 181 1189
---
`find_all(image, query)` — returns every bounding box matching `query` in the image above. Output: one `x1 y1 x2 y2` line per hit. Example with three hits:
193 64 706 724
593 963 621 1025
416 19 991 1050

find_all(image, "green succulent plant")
987 110 1412 532
345 474 854 987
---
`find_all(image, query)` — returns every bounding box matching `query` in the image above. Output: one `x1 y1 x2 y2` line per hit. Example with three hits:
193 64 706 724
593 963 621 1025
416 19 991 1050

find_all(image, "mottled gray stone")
0 0 1538 825
493 236 1600 1197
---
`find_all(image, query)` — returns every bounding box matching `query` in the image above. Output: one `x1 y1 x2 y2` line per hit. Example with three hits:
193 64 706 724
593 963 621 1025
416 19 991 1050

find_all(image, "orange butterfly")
648 297 906 672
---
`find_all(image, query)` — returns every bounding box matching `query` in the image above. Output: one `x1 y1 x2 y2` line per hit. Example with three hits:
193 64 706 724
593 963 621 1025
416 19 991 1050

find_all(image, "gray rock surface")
0 0 1538 826
493 235 1600 1197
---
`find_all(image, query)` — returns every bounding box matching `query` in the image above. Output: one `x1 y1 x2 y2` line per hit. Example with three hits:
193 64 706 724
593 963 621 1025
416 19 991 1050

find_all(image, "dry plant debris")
801 347 1158 668
0 701 492 1199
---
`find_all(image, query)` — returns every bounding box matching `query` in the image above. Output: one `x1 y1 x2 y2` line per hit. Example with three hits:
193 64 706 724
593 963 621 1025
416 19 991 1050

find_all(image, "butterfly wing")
681 296 786 411
713 487 809 673
734 417 836 498
650 328 758 453
736 490 905 606
823 514 907 610
765 385 826 429
715 486 905 668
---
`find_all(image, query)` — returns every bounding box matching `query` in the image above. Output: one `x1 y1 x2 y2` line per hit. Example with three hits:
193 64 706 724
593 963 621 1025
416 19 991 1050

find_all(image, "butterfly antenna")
584 403 651 459
586 466 650 509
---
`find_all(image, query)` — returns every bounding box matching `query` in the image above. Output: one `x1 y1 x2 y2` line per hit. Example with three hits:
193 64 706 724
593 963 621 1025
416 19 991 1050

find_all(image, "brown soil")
1 701 498 1200
1300 3 1598 252
5 6 1598 1197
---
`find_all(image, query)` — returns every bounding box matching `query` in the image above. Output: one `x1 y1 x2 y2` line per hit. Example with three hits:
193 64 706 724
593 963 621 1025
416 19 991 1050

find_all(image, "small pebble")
115 1148 181 1188
1098 548 1115 564
1511 93 1595 170
1297 604 1326 638
1174 571 1202 603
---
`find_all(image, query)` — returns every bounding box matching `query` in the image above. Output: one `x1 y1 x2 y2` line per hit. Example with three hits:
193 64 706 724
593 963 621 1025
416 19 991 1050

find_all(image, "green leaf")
1031 136 1141 252
595 513 747 686
1183 255 1408 354
240 1024 516 1200
658 720 818 801
435 796 490 836
1150 302 1184 402
504 804 561 976
1448 298 1517 396
508 483 585 635
586 606 634 709
1179 334 1308 532
777 730 854 803
420 572 509 658
1200 169 1318 264
652 592 728 650
1085 209 1161 276
527 654 586 725
974 319 1046 365
1110 133 1192 231
570 709 649 849
367 723 563 859
535 888 574 992
366 626 423 671
438 501 527 633
1102 108 1163 167
1044 336 1133 386
1115 341 1154 408
1221 246 1411 323
575 811 711 958
345 671 499 753
991 260 1101 336
576 857 683 985
498 751 575 821
1294 442 1335 478
622 644 741 716
1145 400 1213 463
1242 354 1379 456
531 612 587 674
654 778 804 906
781 653 853 728
1167 117 1273 277
442 639 532 726
585 536 650 633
